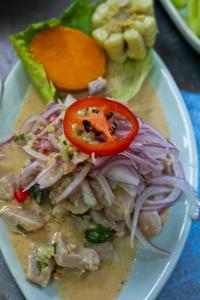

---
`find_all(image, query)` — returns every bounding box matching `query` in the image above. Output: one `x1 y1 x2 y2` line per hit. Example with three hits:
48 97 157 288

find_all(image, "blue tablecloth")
157 92 200 300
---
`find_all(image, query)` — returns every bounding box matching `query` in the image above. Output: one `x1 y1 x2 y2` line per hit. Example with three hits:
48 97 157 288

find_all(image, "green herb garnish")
29 184 42 204
13 134 26 142
16 224 28 235
36 260 42 273
36 259 49 274
85 223 116 243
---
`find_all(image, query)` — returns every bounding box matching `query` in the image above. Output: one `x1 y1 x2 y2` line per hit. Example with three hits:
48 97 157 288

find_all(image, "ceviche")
1 0 199 298
0 94 199 289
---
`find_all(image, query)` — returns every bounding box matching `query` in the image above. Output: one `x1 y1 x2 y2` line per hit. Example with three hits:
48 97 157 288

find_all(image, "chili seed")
106 111 113 119
95 131 102 137
110 121 118 134
83 120 92 132
92 108 99 114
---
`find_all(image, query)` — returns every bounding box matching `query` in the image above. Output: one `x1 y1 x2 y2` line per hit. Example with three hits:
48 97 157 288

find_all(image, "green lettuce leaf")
9 18 60 104
61 0 96 35
9 0 95 104
106 51 153 102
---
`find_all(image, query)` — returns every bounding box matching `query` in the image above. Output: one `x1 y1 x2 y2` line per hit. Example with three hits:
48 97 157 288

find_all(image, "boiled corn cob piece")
104 33 127 63
124 28 146 60
92 3 110 28
131 0 154 15
92 27 110 47
131 16 157 47
142 16 157 47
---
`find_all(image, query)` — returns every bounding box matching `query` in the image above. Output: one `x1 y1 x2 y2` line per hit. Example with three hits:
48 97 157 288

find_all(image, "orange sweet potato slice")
30 26 106 91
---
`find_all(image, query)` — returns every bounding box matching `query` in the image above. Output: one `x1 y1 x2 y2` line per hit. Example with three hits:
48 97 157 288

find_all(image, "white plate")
159 0 200 54
0 51 198 300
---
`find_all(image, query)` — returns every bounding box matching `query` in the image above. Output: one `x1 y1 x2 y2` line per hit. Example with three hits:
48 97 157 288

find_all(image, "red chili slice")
63 97 139 156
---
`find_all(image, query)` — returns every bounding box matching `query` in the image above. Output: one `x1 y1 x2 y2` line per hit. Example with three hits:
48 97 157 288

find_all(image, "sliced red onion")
0 133 13 146
37 113 64 138
130 186 170 247
48 134 61 150
81 179 97 207
138 122 169 149
116 119 132 131
122 151 163 175
135 227 170 255
144 188 180 209
137 180 145 195
19 115 48 134
38 165 64 189
55 164 90 203
23 160 57 191
105 165 140 186
96 175 114 206
98 159 134 176
133 143 179 158
64 94 76 108
91 153 110 167
115 129 130 138
20 161 41 182
149 176 199 220
23 146 49 162
42 103 64 119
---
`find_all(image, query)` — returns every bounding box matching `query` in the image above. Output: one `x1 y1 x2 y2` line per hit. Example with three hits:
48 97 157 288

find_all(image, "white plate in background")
159 0 200 54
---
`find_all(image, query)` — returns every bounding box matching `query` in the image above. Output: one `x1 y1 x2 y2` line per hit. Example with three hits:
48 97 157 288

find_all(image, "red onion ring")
19 161 41 184
55 164 90 203
96 175 114 206
130 186 169 247
23 160 57 191
149 176 199 220
19 115 48 134
42 103 64 119
23 146 49 162
135 227 170 255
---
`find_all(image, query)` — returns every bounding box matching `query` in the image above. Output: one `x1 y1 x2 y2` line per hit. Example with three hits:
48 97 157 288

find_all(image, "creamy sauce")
59 238 136 300
0 82 169 300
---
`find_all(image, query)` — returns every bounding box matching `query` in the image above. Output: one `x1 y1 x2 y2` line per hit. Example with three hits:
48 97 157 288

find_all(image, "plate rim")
1 52 198 300
159 0 200 54
144 51 198 300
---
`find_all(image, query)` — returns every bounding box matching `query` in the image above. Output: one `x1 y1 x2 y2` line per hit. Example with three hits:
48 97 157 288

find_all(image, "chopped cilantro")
29 184 42 204
13 134 26 142
16 224 28 235
85 223 116 243
36 259 49 274
36 260 42 273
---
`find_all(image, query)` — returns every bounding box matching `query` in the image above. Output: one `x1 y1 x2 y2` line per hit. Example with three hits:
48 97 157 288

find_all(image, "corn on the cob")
104 33 127 63
124 28 146 60
92 0 157 63
142 16 157 47
131 0 154 15
92 3 110 28
92 27 110 47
